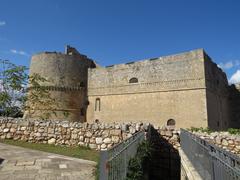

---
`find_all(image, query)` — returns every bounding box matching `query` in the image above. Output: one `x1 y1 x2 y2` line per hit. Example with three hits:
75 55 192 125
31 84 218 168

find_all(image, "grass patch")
0 139 99 162
187 127 213 134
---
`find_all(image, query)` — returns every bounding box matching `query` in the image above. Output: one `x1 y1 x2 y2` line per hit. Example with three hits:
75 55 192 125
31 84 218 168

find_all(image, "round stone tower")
24 46 96 122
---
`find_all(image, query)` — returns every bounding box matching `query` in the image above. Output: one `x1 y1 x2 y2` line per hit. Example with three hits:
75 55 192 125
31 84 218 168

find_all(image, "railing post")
99 150 109 180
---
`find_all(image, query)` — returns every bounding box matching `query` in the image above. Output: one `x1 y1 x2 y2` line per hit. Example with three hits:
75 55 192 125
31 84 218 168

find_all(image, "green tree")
0 59 58 119
0 59 28 117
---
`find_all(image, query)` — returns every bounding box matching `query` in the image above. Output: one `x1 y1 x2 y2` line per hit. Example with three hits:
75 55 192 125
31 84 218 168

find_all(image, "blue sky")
0 0 240 83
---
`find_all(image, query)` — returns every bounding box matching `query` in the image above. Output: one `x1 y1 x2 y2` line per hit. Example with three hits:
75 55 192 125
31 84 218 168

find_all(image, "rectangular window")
95 98 100 111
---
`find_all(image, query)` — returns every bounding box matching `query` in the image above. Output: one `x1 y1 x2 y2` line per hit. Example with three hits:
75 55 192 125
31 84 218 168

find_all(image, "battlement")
103 48 204 69
32 45 94 62
88 49 206 94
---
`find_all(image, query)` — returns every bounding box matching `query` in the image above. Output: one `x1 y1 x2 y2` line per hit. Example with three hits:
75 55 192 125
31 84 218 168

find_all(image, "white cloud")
0 21 6 26
229 70 240 84
218 60 240 70
10 49 29 56
219 61 234 69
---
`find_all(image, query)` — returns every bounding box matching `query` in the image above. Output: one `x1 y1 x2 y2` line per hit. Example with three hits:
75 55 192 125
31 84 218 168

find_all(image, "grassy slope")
0 139 99 162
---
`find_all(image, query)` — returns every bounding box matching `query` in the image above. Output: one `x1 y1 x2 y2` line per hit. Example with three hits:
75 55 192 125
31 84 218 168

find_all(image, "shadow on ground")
147 126 180 180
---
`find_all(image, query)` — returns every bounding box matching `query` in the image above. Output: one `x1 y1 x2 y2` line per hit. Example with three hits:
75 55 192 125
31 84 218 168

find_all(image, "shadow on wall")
229 84 240 128
0 158 4 165
147 126 180 180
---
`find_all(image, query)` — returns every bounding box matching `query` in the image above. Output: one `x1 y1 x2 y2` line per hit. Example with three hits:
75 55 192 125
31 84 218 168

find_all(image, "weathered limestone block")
3 128 9 133
34 132 41 137
89 144 97 149
165 130 173 137
110 129 121 136
6 133 12 139
228 140 234 145
48 138 56 144
38 127 45 133
222 139 228 146
10 128 16 133
48 128 55 134
96 137 103 144
71 133 78 139
85 131 92 138
79 136 84 142
6 123 12 128
89 137 95 144
215 137 222 144
129 127 136 134
101 143 107 149
102 130 109 138
103 138 111 144
84 138 90 143
112 136 120 143
20 126 26 131
78 142 84 146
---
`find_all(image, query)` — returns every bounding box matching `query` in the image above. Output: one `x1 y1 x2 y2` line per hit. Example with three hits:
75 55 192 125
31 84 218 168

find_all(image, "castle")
25 46 240 130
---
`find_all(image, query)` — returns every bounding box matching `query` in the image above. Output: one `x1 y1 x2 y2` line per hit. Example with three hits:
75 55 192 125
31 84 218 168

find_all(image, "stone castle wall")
204 53 230 130
87 49 208 128
25 46 233 130
24 46 96 122
229 83 240 128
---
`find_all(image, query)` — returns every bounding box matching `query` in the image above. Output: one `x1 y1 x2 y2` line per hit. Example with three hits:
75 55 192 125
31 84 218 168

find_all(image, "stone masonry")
25 46 240 131
191 130 240 155
0 117 181 151
0 118 148 151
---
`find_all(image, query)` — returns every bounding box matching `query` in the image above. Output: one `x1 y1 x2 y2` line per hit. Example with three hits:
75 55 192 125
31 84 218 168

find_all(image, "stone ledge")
179 148 203 180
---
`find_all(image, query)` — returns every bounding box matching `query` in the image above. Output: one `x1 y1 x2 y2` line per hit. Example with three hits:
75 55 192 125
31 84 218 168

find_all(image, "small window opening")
80 108 85 116
80 82 85 87
129 77 138 83
95 98 100 111
167 119 176 126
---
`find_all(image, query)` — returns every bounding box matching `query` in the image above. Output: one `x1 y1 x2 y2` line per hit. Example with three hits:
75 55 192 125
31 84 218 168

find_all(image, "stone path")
0 143 96 180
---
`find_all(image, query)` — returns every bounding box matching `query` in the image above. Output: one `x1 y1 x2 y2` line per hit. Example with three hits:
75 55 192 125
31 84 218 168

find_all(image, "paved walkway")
0 143 96 180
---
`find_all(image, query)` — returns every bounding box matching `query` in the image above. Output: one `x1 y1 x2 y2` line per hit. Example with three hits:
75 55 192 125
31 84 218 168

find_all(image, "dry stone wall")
191 131 240 155
158 128 180 149
0 118 150 150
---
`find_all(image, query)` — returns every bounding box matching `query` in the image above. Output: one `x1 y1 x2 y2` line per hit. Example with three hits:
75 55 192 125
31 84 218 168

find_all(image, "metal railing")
99 130 145 180
180 129 240 180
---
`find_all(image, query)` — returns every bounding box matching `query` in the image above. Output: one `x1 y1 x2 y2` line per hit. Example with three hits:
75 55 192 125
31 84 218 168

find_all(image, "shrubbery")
188 127 240 135
188 127 213 134
126 140 153 180
227 128 240 135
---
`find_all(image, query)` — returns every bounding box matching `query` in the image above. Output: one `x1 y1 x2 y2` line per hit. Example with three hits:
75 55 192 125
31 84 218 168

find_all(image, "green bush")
126 140 153 180
227 128 240 135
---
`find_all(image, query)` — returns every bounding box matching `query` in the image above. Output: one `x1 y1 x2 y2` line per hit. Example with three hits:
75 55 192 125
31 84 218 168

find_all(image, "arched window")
129 77 138 83
95 98 100 111
167 119 176 126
